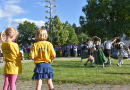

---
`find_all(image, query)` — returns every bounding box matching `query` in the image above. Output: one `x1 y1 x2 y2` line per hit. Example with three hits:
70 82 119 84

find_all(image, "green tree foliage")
78 33 89 44
17 21 38 45
47 16 78 45
51 16 69 45
80 0 130 39
65 21 78 44
72 23 82 36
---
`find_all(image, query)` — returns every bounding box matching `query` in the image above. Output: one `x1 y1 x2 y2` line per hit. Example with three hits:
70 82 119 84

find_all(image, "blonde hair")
35 28 48 40
0 27 18 43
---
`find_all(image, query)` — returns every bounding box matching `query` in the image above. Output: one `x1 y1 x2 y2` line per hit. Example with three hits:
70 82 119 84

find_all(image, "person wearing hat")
111 38 128 66
103 37 119 66
92 36 108 68
84 37 94 67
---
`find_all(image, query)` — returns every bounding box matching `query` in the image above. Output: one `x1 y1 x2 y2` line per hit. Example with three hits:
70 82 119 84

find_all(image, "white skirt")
111 49 128 59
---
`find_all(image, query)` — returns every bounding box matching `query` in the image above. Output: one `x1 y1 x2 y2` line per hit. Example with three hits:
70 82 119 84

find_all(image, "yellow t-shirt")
2 42 22 74
29 41 56 64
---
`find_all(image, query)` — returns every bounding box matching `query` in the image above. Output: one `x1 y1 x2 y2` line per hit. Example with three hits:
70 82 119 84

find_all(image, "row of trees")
17 16 87 45
80 0 130 40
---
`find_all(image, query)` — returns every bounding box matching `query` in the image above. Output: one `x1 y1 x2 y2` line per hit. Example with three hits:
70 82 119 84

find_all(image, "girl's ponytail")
0 31 6 43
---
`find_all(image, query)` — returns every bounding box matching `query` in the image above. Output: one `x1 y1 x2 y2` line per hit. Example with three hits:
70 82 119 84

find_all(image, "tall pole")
45 0 57 44
50 0 52 43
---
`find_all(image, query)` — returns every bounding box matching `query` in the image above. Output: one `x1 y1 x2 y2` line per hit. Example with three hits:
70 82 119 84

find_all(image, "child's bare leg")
46 78 54 90
68 53 70 57
89 55 93 60
36 79 42 90
89 55 93 67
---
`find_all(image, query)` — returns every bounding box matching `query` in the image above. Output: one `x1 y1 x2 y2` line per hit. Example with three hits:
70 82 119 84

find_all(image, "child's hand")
51 60 53 64
30 57 34 60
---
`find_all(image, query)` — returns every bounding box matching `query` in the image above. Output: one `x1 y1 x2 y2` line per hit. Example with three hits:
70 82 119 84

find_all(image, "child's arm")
112 37 119 43
95 36 101 42
29 44 35 61
51 54 56 64
30 57 34 60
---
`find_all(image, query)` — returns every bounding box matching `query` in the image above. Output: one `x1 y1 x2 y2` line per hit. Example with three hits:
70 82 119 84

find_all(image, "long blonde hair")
0 27 18 43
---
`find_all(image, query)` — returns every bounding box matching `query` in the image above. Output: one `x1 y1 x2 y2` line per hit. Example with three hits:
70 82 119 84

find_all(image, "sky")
0 0 87 32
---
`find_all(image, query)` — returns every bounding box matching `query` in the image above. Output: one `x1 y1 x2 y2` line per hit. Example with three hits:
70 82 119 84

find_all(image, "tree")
80 0 130 39
72 23 82 36
51 16 69 45
78 33 89 44
17 20 38 45
47 16 78 45
72 23 76 29
65 22 78 44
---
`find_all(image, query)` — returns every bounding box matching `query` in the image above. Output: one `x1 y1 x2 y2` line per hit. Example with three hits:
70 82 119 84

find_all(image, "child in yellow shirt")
0 27 22 90
60 50 63 57
30 28 56 90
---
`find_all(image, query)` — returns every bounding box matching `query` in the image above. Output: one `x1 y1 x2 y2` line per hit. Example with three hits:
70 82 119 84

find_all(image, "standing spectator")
0 43 3 63
22 46 25 53
70 43 73 57
66 43 70 57
30 42 33 49
58 45 61 51
77 43 81 56
73 43 77 57
62 45 66 57
60 50 63 57
27 44 30 53
24 42 27 47
54 45 58 52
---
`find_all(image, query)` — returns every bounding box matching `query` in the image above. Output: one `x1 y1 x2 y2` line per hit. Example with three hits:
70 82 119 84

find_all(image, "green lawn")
0 59 130 85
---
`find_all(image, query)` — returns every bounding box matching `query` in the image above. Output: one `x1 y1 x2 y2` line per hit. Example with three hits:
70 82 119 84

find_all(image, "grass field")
0 59 130 85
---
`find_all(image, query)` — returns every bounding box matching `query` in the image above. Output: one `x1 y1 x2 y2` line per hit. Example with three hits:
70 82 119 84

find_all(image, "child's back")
2 42 22 74
30 41 55 64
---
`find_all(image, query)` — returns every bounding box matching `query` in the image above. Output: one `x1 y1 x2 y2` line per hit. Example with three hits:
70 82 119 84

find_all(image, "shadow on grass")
52 64 98 69
104 72 130 75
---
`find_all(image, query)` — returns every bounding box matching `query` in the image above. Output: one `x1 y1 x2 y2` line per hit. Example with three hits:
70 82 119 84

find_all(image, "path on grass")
0 58 130 90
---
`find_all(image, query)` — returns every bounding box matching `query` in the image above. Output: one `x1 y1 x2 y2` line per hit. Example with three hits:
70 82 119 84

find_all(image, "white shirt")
120 42 125 46
73 45 77 50
87 41 93 48
105 40 113 49
101 41 107 48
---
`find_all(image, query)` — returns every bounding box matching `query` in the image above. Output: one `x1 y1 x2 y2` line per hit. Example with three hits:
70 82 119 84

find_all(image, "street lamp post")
45 0 57 43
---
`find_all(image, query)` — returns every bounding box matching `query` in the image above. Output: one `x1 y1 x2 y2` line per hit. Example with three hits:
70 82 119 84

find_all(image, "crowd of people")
54 43 82 57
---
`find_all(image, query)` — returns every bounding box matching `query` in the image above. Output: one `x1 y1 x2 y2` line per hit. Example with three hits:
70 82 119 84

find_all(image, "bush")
24 53 30 60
